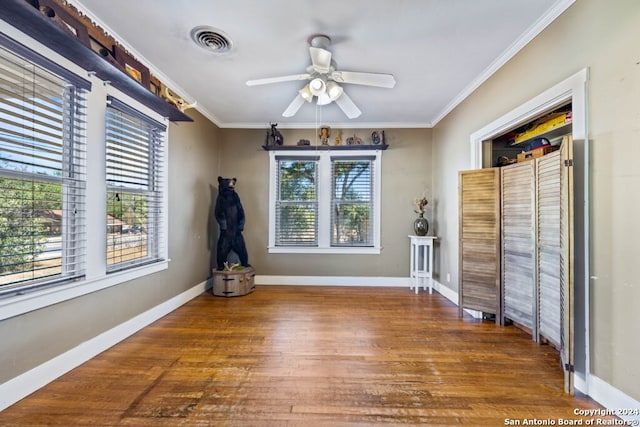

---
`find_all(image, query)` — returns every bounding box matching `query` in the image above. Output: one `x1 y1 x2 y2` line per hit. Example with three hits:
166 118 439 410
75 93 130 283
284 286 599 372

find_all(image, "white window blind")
105 96 165 272
331 156 374 247
275 156 318 246
0 42 87 294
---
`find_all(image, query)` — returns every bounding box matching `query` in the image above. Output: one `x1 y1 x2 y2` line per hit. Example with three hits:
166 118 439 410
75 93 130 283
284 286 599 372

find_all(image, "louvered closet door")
560 136 575 394
501 161 537 337
537 150 562 347
458 168 501 323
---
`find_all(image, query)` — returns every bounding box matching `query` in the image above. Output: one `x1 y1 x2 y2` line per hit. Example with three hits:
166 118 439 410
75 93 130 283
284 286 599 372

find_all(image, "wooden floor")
1 286 612 426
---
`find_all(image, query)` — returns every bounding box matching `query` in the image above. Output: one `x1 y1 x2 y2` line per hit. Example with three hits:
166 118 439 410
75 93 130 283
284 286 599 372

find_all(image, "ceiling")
70 0 571 129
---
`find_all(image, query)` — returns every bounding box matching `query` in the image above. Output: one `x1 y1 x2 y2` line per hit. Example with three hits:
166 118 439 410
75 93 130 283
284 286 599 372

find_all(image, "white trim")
470 68 588 169
586 375 640 423
431 279 458 305
0 261 169 321
0 280 207 411
255 275 410 287
267 246 381 254
432 0 576 127
221 121 434 129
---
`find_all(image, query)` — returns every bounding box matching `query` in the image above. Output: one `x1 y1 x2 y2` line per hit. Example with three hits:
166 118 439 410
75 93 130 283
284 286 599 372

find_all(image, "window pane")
0 177 62 285
331 159 374 246
0 45 86 294
105 100 165 272
276 159 317 246
278 160 316 200
106 190 149 266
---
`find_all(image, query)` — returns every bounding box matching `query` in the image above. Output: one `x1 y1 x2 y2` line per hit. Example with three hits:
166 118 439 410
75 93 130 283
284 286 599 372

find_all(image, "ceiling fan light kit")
246 34 396 119
309 78 326 96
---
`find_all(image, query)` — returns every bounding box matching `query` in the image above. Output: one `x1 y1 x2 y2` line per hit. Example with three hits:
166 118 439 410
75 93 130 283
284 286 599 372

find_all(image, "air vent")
190 26 233 54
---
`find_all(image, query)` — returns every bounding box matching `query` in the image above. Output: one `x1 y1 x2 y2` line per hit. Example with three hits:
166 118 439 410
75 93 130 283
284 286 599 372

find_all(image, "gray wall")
218 128 433 277
0 110 221 384
431 0 640 400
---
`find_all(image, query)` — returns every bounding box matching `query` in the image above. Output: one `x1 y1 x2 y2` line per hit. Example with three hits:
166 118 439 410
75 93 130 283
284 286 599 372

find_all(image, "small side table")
409 235 437 294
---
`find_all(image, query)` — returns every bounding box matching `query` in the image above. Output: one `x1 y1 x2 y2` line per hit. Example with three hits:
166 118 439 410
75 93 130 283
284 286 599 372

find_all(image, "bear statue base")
212 267 255 297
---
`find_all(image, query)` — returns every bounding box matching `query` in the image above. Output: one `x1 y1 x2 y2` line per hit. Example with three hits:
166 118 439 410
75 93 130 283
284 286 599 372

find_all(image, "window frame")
268 149 382 254
0 34 88 296
105 96 166 273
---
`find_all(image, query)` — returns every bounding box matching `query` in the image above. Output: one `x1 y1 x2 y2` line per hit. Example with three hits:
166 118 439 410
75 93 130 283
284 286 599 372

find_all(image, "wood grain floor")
0 286 612 426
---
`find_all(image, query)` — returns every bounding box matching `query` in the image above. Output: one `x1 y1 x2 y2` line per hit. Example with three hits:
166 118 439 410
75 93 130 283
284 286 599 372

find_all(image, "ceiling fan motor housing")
308 34 331 49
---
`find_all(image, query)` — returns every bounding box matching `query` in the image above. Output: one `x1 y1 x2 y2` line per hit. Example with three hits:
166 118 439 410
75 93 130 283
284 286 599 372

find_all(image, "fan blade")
246 73 310 86
330 71 396 88
309 47 332 73
282 94 306 117
334 91 361 119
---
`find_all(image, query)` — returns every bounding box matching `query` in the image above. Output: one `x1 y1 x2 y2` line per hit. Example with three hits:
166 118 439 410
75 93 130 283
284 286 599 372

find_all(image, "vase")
413 213 429 236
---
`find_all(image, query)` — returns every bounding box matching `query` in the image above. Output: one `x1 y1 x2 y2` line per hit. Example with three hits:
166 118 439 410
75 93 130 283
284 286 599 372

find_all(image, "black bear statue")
215 176 249 270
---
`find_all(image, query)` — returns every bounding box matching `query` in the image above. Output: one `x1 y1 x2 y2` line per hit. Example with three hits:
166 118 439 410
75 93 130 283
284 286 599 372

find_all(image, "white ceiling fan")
246 34 396 119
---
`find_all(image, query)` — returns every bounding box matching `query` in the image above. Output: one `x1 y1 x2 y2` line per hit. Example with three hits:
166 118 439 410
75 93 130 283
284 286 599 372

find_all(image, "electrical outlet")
446 273 451 283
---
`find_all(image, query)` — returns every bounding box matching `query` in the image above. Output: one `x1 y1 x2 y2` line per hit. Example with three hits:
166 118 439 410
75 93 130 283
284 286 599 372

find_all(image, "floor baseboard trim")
255 275 411 287
0 280 207 411
587 374 640 422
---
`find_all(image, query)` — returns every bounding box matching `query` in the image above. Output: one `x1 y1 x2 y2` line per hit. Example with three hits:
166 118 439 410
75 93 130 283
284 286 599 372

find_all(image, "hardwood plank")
0 286 613 426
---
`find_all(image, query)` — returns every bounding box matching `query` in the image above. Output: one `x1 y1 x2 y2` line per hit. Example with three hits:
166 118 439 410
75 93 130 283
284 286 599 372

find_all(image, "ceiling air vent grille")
190 26 233 54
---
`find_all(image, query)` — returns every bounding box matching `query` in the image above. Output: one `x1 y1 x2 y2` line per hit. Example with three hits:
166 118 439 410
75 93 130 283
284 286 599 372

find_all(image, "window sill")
0 260 170 321
268 246 381 255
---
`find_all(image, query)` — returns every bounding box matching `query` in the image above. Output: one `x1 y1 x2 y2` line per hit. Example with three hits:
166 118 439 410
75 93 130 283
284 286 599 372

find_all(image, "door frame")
468 68 590 394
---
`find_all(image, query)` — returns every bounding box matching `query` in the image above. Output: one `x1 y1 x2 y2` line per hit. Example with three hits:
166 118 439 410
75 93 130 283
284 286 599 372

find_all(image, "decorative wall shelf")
262 144 388 151
0 0 192 122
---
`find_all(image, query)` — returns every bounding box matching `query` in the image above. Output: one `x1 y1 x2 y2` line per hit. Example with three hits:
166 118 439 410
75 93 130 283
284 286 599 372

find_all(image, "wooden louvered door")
501 161 537 338
537 150 562 347
559 136 575 394
458 168 501 323
534 137 574 394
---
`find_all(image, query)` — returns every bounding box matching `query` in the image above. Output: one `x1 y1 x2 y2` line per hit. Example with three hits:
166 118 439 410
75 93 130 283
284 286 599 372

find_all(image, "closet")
459 104 575 393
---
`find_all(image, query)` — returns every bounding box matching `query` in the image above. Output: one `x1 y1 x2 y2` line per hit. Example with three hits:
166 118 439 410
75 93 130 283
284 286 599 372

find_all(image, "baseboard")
586 374 640 423
255 275 411 287
431 279 457 304
0 280 207 411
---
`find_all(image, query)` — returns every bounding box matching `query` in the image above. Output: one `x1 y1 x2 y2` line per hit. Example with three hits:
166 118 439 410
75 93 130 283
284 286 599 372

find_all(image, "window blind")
0 44 87 294
331 157 374 247
275 157 318 246
105 97 165 272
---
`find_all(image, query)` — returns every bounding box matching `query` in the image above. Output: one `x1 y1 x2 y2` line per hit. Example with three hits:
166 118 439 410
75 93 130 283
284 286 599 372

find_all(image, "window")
275 157 319 246
105 96 166 272
269 150 381 254
331 156 375 247
0 32 169 319
0 41 87 295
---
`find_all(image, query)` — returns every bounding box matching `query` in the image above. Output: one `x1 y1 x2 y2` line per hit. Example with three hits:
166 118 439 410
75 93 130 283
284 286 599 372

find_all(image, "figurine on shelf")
371 130 382 145
334 129 343 145
266 122 283 146
319 126 331 145
163 87 197 112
